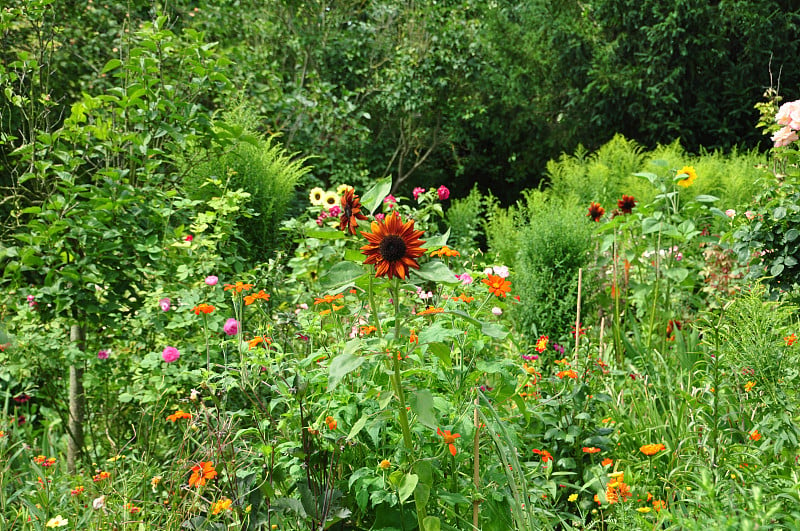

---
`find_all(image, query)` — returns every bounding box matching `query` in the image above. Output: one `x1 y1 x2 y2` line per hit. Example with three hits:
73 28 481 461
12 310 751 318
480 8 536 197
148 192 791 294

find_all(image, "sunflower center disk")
379 235 407 262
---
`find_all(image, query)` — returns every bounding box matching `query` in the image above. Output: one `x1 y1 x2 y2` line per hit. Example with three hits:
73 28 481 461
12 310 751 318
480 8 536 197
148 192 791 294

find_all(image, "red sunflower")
360 211 426 279
339 188 369 234
587 202 605 222
617 195 637 214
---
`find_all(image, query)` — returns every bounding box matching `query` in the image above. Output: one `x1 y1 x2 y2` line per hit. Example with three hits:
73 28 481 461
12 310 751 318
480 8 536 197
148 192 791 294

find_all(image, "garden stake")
473 397 480 529
68 323 86 474
574 267 582 362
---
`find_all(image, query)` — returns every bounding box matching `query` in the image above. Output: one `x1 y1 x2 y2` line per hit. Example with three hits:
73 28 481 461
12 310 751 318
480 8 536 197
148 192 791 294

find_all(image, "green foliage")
514 193 593 337
186 112 311 262
444 185 484 251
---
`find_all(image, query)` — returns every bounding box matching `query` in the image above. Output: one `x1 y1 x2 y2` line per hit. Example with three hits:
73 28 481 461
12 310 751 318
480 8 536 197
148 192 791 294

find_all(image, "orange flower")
749 429 762 441
379 459 391 469
319 304 344 316
601 458 613 466
166 409 192 422
188 461 217 488
359 325 377 336
639 443 666 456
785 333 797 346
314 293 344 305
652 499 667 512
587 202 605 222
454 293 475 303
210 497 232 515
417 307 444 316
557 369 578 379
247 336 272 349
605 474 632 504
360 211 427 279
409 329 418 344
482 274 512 297
437 427 461 456
744 381 756 393
244 290 270 305
532 448 553 463
582 447 601 454
192 303 215 315
92 471 111 482
325 416 337 430
430 246 460 258
223 282 254 293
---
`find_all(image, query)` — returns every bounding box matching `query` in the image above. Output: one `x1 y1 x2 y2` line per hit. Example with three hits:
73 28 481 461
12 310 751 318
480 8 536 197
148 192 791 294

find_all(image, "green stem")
368 274 383 338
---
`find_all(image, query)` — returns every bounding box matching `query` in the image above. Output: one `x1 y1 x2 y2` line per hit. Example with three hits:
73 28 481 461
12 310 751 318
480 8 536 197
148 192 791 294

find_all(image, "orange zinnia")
482 274 511 297
244 290 270 305
192 303 215 315
339 188 369 235
557 369 578 379
437 427 461 456
602 458 613 466
532 448 553 463
248 336 272 349
582 447 601 454
188 461 217 488
314 293 344 305
639 443 666 456
166 409 192 422
223 281 254 293
360 211 426 279
749 429 762 441
418 306 444 316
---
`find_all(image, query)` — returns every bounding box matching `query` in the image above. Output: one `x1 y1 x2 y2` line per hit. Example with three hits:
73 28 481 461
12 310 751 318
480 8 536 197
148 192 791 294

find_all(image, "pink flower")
328 205 341 216
725 209 736 218
97 349 109 360
26 294 37 308
375 213 385 222
162 346 180 363
745 211 755 220
298 303 309 310
456 273 473 285
493 265 509 278
491 307 502 316
185 235 194 242
413 187 426 200
775 99 800 129
772 125 799 147
437 185 450 200
205 276 218 286
223 318 239 336
159 298 171 312
383 195 397 208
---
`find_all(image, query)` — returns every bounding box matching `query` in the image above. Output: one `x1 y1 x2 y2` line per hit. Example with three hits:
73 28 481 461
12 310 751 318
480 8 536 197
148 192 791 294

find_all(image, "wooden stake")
574 268 582 362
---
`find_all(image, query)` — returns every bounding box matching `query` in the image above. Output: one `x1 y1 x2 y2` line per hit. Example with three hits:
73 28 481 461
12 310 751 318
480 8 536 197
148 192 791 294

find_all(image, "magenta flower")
383 195 397 208
375 213 385 222
437 185 450 200
162 346 180 363
328 205 341 216
159 298 171 312
456 273 473 285
413 187 426 200
185 235 194 242
205 275 218 286
223 318 239 336
97 349 109 360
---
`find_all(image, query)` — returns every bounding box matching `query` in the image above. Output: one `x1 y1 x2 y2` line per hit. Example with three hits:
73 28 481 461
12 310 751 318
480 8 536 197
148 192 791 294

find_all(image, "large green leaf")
398 473 418 503
320 261 366 290
361 176 393 215
414 260 459 284
411 389 437 429
328 352 365 391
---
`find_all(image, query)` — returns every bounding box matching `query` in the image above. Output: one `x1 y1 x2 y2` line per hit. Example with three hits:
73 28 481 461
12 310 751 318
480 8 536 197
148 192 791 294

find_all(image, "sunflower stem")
368 274 383 338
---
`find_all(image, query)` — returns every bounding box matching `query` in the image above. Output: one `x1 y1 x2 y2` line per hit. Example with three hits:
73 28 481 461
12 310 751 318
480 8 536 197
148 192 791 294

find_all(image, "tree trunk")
68 324 85 474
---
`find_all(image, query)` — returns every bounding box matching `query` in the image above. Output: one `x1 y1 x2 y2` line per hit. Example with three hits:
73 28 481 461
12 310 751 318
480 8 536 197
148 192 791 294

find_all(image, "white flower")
491 307 502 316
92 495 106 510
45 515 68 528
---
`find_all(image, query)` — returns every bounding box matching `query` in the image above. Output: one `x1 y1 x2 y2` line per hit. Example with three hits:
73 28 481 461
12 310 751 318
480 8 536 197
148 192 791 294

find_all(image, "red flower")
437 427 461 456
587 202 605 222
532 448 553 463
617 195 637 214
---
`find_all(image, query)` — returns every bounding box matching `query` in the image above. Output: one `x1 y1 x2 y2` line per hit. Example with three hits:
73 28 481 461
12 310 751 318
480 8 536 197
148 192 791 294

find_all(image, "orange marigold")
482 274 512 297
749 429 762 441
557 369 578 379
210 497 232 515
192 303 215 315
417 306 444 316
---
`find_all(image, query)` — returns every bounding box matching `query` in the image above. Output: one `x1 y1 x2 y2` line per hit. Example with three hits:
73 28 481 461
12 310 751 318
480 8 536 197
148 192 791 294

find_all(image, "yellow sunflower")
323 191 340 210
676 166 697 188
309 187 325 206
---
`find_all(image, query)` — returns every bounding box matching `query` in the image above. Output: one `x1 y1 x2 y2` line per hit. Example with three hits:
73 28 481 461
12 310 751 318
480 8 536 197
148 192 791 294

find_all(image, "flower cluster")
773 100 800 147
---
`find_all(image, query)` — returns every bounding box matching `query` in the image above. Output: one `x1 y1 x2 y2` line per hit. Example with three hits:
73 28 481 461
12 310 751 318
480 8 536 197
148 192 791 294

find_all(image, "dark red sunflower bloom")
360 211 426 279
339 188 369 235
587 202 605 222
617 195 637 214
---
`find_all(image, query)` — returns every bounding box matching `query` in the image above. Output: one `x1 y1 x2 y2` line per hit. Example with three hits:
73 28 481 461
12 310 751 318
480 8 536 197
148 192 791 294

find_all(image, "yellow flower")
309 187 325 205
322 191 340 210
210 497 233 515
379 459 391 469
637 507 652 513
744 381 756 393
676 166 697 188
568 493 578 502
336 184 354 195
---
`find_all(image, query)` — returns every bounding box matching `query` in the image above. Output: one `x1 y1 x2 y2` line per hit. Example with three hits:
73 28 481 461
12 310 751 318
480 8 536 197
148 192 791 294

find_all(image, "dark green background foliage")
3 0 799 211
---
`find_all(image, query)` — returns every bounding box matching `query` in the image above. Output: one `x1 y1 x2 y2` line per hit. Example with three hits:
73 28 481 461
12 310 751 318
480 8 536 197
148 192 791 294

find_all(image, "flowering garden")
3 7 800 531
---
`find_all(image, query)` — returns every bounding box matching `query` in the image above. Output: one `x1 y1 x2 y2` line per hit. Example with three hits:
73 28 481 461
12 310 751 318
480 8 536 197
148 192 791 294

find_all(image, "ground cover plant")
2 5 800 531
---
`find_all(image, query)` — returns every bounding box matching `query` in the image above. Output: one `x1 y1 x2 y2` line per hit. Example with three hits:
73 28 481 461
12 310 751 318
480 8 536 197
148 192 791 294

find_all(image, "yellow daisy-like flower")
309 187 325 206
568 493 579 502
322 191 340 210
336 183 354 195
676 166 697 188
637 507 652 513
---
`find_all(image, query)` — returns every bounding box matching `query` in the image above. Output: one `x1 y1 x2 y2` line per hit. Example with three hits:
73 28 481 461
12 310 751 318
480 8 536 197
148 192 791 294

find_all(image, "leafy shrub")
513 193 593 337
444 184 484 251
186 112 311 262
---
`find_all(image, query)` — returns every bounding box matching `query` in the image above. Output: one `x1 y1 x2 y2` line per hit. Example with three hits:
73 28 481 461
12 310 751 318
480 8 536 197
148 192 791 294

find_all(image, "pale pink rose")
775 100 800 129
205 275 218 286
772 125 799 147
162 346 180 363
725 209 736 218
223 318 239 336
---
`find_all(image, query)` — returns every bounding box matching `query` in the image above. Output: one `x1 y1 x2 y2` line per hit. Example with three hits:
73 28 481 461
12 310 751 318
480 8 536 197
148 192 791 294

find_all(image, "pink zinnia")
413 187 426 200
162 346 180 363
205 275 218 286
159 298 171 312
437 185 450 200
223 318 239 336
456 273 473 285
97 349 109 360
